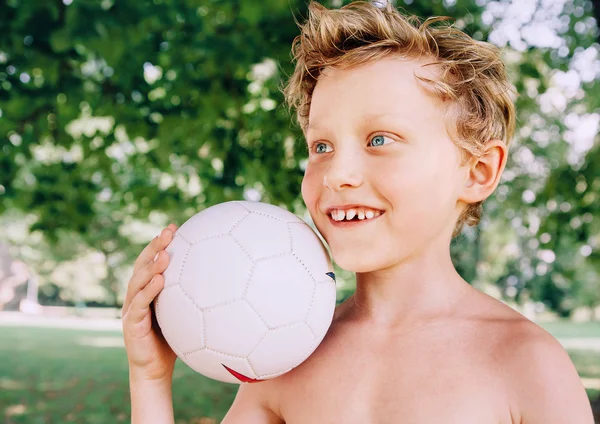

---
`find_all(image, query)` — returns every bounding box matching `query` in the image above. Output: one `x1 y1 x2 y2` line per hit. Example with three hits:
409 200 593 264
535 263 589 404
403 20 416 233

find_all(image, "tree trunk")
593 0 600 42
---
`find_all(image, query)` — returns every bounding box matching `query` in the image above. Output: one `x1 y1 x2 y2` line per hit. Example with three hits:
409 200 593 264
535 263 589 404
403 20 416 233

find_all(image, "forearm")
129 372 175 424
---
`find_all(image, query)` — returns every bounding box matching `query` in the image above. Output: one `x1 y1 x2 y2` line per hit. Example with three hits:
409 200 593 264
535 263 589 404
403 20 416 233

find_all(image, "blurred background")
1 0 599 422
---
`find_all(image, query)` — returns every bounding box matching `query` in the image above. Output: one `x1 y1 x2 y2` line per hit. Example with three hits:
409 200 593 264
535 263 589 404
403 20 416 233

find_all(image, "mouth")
327 209 385 227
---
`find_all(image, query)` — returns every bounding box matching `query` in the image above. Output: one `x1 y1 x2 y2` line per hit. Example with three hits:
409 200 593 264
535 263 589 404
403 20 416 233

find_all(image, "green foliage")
1 0 309 227
0 0 599 312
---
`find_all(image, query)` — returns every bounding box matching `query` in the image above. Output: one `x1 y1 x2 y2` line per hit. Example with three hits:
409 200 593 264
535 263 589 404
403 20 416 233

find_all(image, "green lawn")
540 320 600 339
0 326 237 423
1 322 599 423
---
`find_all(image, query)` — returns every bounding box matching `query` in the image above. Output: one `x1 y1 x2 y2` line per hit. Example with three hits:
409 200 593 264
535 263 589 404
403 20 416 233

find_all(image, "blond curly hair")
283 1 516 237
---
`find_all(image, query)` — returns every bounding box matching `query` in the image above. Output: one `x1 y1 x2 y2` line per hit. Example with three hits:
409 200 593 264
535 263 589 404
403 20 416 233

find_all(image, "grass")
0 326 237 423
1 321 599 423
569 349 600 401
539 320 600 339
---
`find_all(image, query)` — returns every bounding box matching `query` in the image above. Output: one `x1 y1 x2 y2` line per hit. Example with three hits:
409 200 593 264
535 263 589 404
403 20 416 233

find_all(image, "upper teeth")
330 208 382 221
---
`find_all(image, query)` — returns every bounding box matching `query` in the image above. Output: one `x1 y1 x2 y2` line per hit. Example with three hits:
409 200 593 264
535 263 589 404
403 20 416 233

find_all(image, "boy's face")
301 56 469 273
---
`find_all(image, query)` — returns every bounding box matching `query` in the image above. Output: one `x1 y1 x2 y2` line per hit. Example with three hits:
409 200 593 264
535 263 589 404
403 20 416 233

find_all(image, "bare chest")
272 324 516 424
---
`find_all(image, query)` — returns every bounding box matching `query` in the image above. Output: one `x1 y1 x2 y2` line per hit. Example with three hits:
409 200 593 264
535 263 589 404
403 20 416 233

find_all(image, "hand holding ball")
154 201 336 384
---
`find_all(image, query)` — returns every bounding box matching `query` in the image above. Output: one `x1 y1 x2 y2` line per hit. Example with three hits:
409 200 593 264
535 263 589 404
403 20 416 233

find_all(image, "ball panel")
288 223 333 281
251 368 288 380
163 234 191 288
155 285 204 354
179 236 253 309
245 255 315 328
178 201 249 243
248 323 316 378
230 214 291 261
203 300 268 358
306 280 337 342
236 201 303 224
181 350 256 384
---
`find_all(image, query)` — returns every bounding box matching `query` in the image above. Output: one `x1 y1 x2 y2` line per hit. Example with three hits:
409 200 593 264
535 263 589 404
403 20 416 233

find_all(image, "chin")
331 249 391 273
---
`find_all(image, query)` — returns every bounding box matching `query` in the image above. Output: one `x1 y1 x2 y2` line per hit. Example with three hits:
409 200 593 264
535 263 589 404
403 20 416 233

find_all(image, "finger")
124 250 169 313
126 274 165 325
132 228 171 273
133 227 174 274
123 250 169 314
167 223 178 233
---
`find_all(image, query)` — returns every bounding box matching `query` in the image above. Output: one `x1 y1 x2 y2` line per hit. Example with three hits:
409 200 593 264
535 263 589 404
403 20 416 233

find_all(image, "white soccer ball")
154 200 337 384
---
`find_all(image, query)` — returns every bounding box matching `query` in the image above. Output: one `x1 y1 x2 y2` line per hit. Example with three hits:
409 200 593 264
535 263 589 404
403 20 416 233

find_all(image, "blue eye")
370 135 389 147
314 142 331 154
311 135 393 154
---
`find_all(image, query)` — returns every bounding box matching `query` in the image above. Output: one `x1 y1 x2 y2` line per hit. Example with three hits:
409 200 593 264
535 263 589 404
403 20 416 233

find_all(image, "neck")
347 240 472 328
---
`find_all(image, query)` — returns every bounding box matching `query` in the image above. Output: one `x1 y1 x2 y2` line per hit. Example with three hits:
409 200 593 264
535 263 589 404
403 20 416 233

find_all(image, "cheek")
301 166 320 209
383 152 456 216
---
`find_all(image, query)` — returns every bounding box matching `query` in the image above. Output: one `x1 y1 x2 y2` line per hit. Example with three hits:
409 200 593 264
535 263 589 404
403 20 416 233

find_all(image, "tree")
1 0 598 312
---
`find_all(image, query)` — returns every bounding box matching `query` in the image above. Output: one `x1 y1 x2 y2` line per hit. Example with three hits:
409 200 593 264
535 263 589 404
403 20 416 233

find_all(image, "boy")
122 1 594 423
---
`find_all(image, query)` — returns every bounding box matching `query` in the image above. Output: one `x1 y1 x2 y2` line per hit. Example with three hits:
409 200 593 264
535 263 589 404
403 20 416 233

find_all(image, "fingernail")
153 253 159 262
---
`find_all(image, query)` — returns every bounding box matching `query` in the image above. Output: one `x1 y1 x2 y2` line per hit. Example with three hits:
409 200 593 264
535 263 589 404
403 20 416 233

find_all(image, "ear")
459 140 508 204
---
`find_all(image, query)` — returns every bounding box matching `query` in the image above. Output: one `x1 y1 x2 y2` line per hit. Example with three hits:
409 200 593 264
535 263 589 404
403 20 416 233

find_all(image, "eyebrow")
306 112 407 133
305 121 323 133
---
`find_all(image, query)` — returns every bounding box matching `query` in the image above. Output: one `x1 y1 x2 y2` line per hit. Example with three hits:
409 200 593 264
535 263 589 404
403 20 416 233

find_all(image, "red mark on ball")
222 364 262 383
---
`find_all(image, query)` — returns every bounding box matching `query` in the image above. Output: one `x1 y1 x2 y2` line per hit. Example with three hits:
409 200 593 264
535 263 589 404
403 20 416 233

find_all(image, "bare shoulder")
222 378 284 424
221 301 354 423
469 291 594 423
501 320 593 423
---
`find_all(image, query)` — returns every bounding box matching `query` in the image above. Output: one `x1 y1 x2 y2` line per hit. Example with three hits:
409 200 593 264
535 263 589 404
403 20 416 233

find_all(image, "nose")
322 149 364 191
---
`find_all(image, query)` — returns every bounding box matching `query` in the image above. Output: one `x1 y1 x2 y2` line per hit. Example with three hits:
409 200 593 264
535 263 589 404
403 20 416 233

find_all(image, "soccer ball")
154 200 337 384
